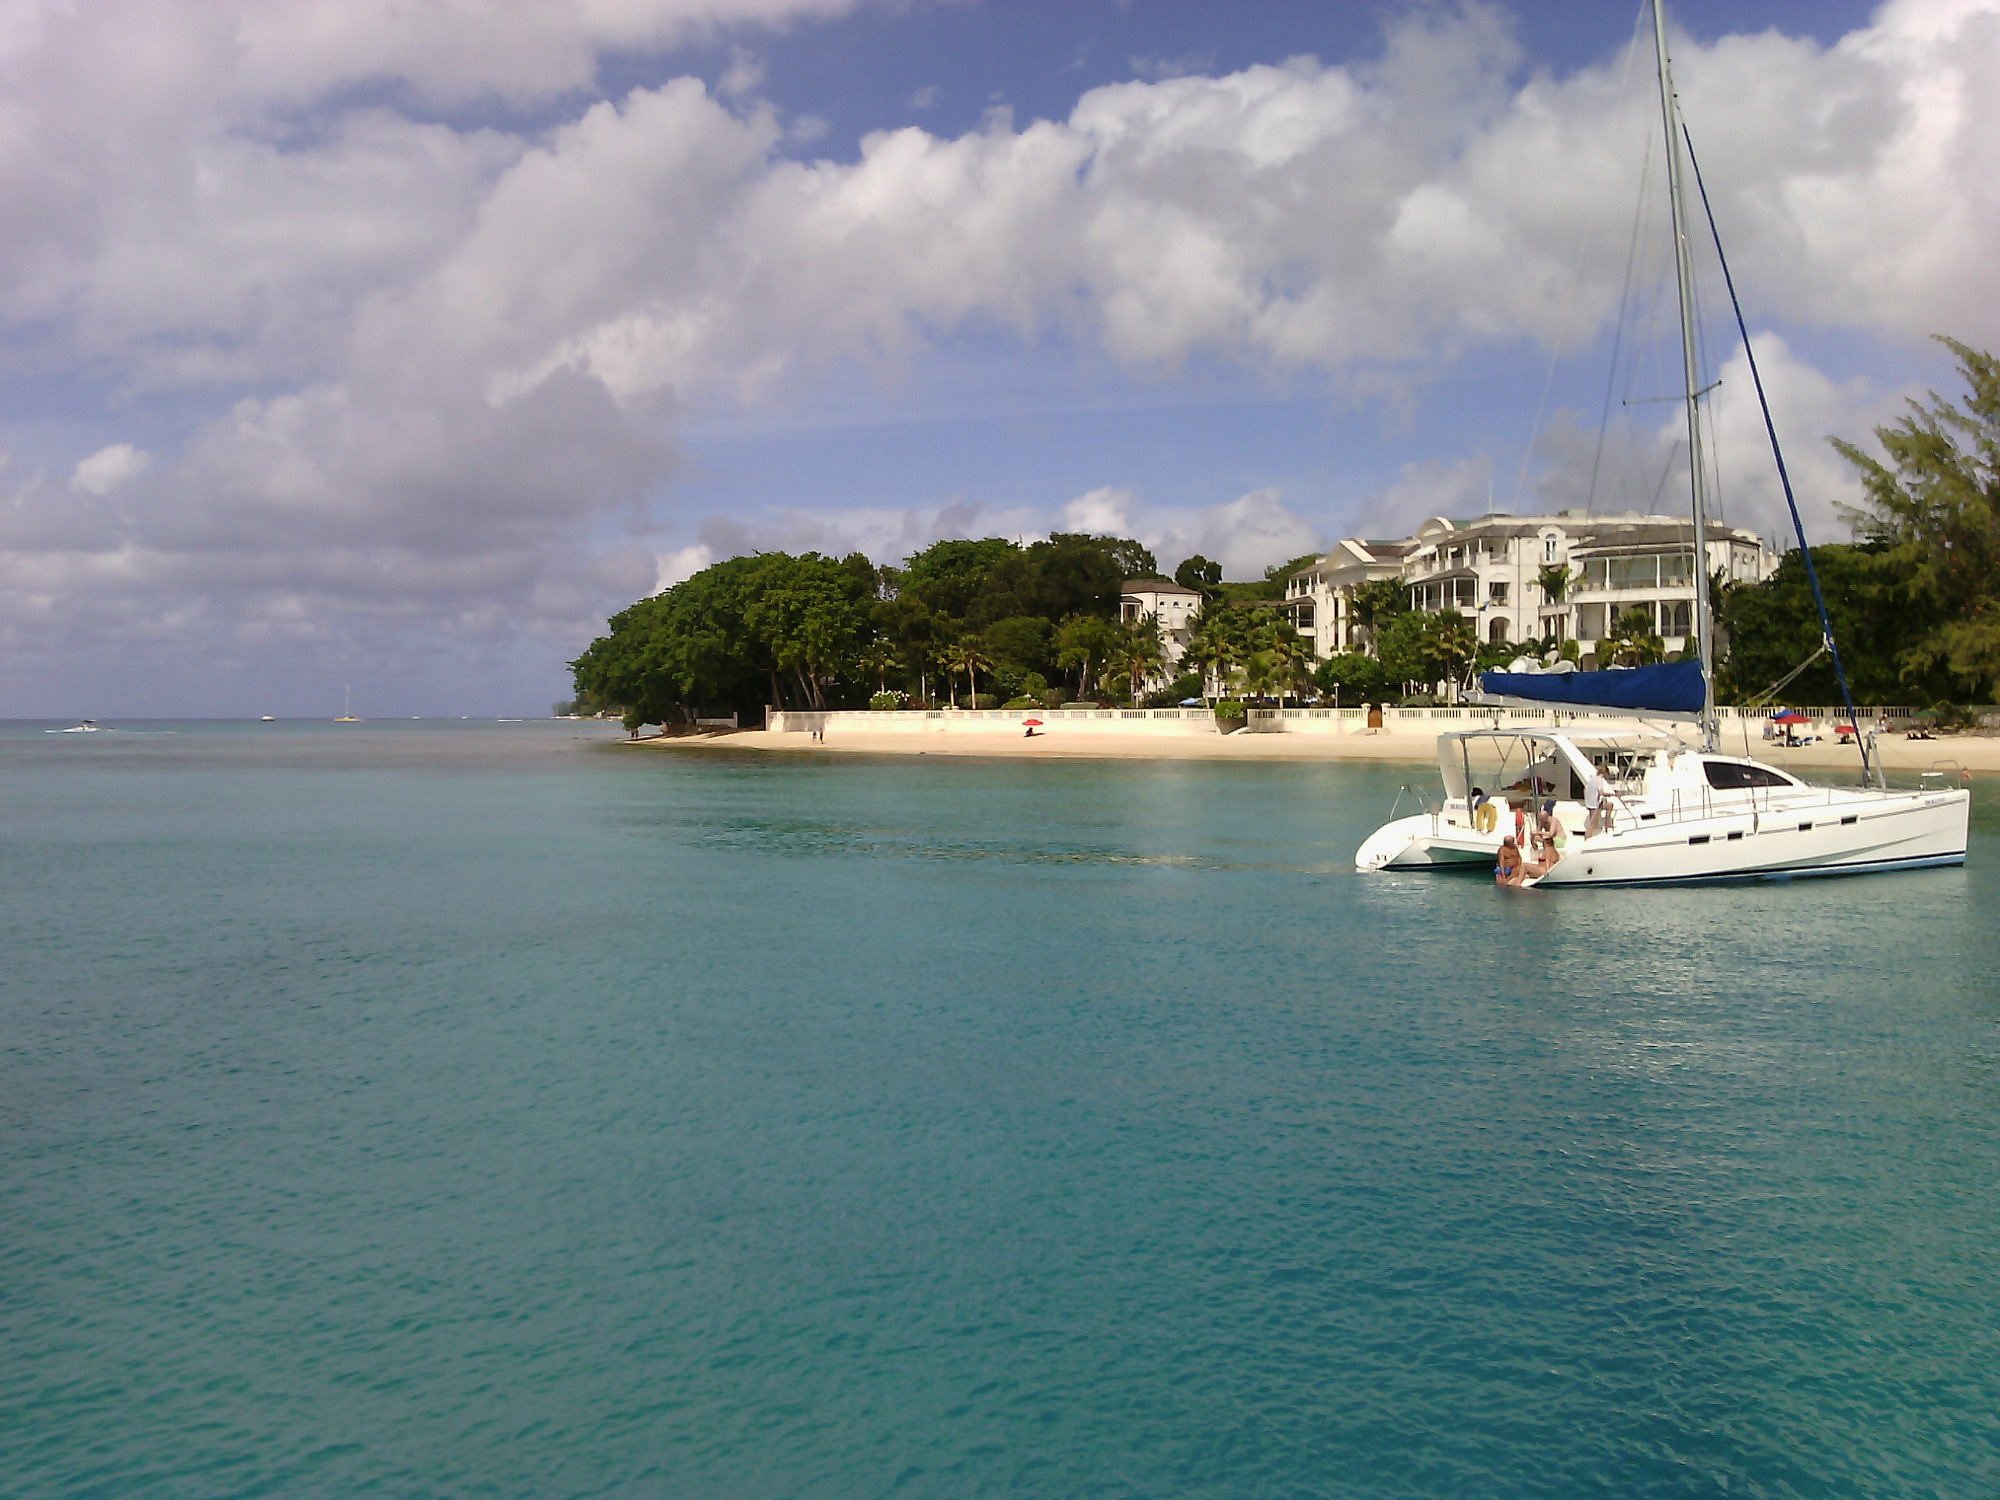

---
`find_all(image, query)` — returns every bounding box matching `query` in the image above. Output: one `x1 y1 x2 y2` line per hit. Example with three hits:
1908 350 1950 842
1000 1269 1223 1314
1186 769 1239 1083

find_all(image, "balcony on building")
1409 571 1479 612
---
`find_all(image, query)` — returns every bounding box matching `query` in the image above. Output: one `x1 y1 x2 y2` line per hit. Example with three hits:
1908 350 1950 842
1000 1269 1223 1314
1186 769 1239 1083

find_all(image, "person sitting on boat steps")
1537 798 1566 847
1470 787 1499 833
1583 765 1617 837
1529 800 1565 876
1495 836 1526 887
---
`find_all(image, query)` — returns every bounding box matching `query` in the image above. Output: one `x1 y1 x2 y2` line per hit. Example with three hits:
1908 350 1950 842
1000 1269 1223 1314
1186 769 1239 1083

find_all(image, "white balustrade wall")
763 704 1931 739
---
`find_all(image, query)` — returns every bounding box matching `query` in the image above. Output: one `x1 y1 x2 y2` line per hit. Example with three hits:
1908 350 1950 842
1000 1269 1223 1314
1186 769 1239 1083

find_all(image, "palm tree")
1348 578 1408 654
1418 611 1479 695
861 640 902 694
1241 651 1280 703
1183 617 1235 705
1116 614 1166 703
947 637 991 706
1262 621 1310 706
1604 608 1665 666
1055 615 1116 700
1536 562 1574 605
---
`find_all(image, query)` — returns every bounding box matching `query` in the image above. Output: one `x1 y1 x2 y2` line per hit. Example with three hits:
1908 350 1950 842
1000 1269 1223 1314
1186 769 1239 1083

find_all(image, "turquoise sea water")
5 720 1998 1496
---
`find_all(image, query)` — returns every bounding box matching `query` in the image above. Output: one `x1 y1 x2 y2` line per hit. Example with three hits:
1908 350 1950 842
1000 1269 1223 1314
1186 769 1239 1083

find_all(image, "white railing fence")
764 702 1946 738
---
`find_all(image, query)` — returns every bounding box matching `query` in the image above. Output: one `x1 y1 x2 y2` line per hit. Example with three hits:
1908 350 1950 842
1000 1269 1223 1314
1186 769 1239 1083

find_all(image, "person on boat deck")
1470 787 1499 833
1511 801 1530 846
1494 836 1525 887
1583 765 1616 837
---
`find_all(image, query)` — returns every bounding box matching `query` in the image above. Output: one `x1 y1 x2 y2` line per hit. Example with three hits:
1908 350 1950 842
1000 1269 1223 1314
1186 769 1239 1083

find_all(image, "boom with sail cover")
1478 659 1706 716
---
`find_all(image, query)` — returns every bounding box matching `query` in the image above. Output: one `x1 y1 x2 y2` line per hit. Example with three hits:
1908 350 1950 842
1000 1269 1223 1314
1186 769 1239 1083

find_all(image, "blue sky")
1 0 1992 716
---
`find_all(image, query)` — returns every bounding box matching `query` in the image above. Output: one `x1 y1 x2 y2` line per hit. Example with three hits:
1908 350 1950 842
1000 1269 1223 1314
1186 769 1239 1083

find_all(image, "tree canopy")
573 530 1185 723
1716 337 2000 707
1829 336 2000 702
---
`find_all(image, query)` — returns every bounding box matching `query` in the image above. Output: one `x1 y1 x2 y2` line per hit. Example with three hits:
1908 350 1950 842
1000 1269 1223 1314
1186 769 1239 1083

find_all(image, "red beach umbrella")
1770 710 1810 724
1022 717 1044 727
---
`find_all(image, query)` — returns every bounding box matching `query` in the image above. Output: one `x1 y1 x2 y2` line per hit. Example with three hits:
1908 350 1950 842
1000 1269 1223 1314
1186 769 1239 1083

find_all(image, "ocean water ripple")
3 723 1998 1495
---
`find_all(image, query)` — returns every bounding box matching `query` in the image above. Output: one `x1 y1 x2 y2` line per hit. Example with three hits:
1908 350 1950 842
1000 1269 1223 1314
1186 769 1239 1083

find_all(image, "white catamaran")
1356 0 1969 887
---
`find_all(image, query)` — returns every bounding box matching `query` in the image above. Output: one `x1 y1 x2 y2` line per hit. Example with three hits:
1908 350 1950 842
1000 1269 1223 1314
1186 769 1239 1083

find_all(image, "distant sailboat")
335 686 361 723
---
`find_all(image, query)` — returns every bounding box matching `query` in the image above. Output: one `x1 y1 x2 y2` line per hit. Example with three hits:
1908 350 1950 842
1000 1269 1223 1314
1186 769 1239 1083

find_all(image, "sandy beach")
630 723 2000 774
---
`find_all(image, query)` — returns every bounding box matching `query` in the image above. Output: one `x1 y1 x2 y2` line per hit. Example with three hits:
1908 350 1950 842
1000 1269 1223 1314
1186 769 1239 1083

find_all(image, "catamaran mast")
1651 0 1717 751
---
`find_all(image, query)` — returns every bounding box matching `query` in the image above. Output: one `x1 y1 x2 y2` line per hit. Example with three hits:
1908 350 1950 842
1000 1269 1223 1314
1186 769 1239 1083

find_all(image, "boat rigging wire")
1510 3 1650 516
1743 642 1829 711
1680 122 1874 786
1586 112 1656 515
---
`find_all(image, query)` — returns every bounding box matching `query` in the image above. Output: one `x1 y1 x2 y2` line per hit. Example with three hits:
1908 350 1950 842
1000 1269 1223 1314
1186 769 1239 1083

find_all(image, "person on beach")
1495 836 1525 887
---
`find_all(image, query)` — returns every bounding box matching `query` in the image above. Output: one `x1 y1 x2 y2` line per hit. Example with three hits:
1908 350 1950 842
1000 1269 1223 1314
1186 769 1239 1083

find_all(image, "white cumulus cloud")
70 443 152 495
3 0 1996 711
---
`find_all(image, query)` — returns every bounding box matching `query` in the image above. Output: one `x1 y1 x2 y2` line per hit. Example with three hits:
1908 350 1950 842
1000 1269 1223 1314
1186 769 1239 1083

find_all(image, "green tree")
1113 614 1167 702
570 551 875 725
1265 552 1324 586
873 593 952 702
742 551 874 709
1603 607 1666 667
1102 537 1159 580
1349 577 1411 653
899 537 1019 619
1261 619 1311 705
1241 651 1281 702
1054 613 1119 699
1375 610 1433 690
1183 602 1267 701
860 640 902 694
1417 610 1479 688
945 637 991 707
980 615 1056 695
1173 554 1223 596
972 534 1143 626
1832 335 2000 701
1313 651 1392 706
1535 562 1574 606
1716 543 1927 705
1183 625 1232 706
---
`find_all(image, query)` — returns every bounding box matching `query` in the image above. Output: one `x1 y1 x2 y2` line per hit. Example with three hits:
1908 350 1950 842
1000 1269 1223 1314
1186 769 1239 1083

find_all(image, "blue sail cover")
1479 659 1706 715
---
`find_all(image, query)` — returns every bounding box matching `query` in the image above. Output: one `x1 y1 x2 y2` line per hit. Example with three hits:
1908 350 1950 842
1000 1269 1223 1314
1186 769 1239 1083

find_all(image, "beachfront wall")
766 705 1921 739
769 707 1225 737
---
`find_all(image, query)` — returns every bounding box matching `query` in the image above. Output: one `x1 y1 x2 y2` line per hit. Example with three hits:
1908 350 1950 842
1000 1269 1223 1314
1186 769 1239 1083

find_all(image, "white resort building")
1120 578 1205 670
1283 512 1774 667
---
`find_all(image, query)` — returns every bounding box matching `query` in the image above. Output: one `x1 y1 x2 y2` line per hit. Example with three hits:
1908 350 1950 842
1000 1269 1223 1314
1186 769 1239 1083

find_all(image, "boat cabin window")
1592 750 1652 783
1702 760 1794 791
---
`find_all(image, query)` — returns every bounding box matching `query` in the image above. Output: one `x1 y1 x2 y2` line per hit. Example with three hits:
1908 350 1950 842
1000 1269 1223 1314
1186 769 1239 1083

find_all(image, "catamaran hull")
1533 790 1967 885
1359 791 1968 887
1355 814 1502 872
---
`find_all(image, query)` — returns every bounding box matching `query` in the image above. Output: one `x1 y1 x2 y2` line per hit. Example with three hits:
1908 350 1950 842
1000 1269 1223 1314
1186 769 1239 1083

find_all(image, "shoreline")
625 724 2000 773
